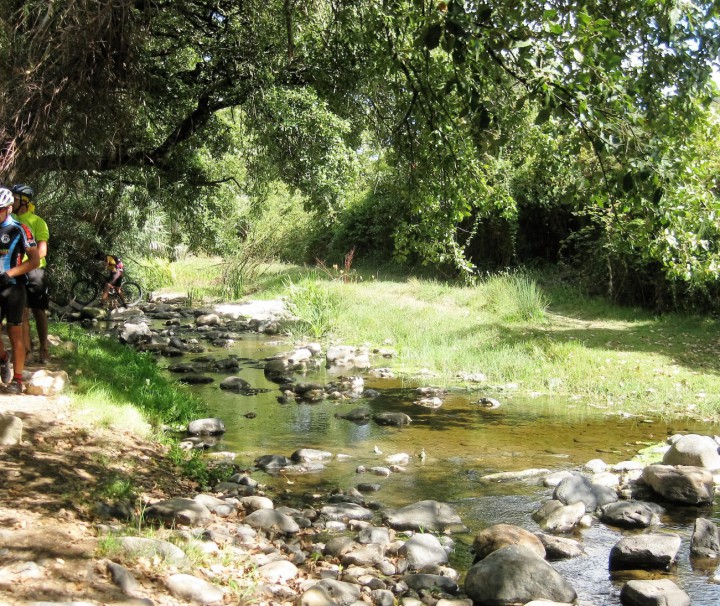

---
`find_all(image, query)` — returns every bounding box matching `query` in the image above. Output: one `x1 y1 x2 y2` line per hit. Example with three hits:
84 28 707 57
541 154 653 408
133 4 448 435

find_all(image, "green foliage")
483 272 549 322
134 257 175 294
167 445 233 489
285 275 343 338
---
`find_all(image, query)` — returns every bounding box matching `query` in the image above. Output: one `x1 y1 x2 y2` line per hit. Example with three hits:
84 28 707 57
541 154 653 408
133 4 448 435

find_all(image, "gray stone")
371 589 395 606
358 526 392 546
193 494 236 517
255 454 292 470
383 500 464 532
257 559 298 582
25 369 69 396
321 503 373 522
690 517 720 558
292 448 333 463
243 509 300 534
472 524 545 562
240 496 274 511
335 407 372 422
106 561 141 597
120 322 152 344
196 313 221 326
642 464 714 505
313 579 362 606
0 414 22 445
543 471 574 487
553 473 618 512
404 573 459 594
373 412 412 426
584 459 608 474
464 545 576 605
166 573 224 604
600 501 660 528
324 536 357 557
298 585 337 606
535 501 585 533
480 469 550 482
400 533 449 570
187 417 226 435
145 497 212 526
609 533 681 571
118 536 186 565
219 376 250 392
662 434 720 470
534 533 585 560
620 579 690 606
341 543 384 567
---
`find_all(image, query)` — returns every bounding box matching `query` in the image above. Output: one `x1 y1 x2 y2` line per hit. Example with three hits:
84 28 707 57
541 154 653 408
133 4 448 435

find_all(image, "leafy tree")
1 0 718 300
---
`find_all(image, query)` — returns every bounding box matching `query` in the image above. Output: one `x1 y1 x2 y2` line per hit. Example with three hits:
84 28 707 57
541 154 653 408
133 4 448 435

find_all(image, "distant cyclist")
0 187 40 394
95 252 127 307
11 184 50 364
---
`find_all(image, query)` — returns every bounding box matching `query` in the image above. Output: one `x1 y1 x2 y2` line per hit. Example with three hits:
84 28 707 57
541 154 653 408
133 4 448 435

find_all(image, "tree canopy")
1 1 719 303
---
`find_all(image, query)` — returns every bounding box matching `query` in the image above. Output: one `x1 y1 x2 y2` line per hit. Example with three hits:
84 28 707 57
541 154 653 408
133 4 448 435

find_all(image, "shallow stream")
152 330 720 605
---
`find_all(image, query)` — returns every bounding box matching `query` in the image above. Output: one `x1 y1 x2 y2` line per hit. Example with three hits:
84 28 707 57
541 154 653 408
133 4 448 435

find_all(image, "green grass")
130 256 720 419
52 323 204 428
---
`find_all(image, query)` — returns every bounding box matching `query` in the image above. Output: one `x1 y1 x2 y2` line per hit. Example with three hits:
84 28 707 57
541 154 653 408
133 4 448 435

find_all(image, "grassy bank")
155 257 720 420
52 323 204 435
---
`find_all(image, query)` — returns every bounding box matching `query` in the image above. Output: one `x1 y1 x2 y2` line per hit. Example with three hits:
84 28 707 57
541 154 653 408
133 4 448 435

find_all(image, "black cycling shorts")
0 283 26 325
26 268 49 310
107 270 123 287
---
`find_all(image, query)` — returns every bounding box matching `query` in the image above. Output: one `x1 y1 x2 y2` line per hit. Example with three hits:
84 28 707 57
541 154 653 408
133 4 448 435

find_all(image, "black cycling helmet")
11 184 34 199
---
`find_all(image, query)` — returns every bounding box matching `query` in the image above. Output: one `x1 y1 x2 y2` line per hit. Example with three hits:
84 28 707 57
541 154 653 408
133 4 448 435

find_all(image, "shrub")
285 275 343 338
484 272 549 322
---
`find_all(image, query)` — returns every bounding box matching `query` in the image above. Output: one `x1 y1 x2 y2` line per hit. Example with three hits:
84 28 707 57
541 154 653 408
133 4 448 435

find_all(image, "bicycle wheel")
70 278 99 306
119 281 143 307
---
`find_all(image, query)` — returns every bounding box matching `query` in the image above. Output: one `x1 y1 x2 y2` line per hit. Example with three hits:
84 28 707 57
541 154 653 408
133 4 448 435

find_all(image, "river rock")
642 464 714 505
404 573 459 594
609 533 681 571
543 470 574 487
385 453 410 466
464 545 576 605
373 412 412 426
25 369 69 396
358 526 392 545
145 497 212 526
166 573 224 604
534 500 585 533
534 533 585 560
106 561 141 597
0 414 22 445
663 434 720 470
400 533 449 569
472 524 545 562
324 536 357 557
292 448 333 463
120 322 152 344
600 501 660 528
196 313 221 326
620 579 690 606
335 407 372 422
187 417 226 435
255 454 292 471
257 559 299 582
219 376 251 392
243 509 300 534
690 517 720 558
481 469 550 482
118 536 187 565
179 374 214 384
553 473 618 511
311 579 362 606
341 543 384 566
193 494 236 517
383 500 464 532
321 503 373 521
240 496 274 512
584 459 608 474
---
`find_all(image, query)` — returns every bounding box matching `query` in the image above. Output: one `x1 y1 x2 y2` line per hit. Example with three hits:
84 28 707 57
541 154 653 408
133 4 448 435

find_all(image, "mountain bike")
70 269 143 307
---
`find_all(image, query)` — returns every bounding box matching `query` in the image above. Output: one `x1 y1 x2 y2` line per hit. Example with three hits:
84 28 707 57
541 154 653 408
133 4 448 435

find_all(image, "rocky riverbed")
1 298 720 605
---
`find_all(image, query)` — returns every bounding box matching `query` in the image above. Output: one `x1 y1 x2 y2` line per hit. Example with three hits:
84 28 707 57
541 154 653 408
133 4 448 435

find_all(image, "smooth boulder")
472 524 545 563
662 434 720 470
609 533 681 571
383 500 463 532
642 464 714 505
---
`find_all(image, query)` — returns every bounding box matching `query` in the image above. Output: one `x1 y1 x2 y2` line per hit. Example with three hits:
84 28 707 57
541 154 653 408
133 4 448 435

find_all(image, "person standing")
0 187 39 394
11 184 50 363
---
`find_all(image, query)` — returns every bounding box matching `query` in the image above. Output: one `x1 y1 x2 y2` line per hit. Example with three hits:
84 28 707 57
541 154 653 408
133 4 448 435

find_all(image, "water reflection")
155 329 720 606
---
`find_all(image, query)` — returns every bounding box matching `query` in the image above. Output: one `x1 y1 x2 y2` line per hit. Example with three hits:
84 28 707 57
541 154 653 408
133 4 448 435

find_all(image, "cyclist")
95 252 127 307
11 184 50 363
0 187 40 394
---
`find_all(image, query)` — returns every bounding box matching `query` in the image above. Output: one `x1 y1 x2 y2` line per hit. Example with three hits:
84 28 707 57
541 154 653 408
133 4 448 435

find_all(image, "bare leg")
33 308 49 360
8 324 26 379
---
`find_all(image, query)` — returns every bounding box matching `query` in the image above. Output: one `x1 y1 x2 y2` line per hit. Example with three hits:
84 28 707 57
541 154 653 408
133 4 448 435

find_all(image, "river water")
155 330 720 605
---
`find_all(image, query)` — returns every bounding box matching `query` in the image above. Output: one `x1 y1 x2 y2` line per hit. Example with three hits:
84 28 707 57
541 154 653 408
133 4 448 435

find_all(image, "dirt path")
0 365 196 605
